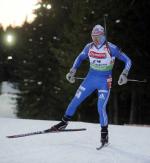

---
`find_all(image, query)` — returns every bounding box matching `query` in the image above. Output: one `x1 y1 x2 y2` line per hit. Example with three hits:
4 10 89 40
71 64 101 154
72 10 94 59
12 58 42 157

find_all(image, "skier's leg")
51 77 95 130
98 89 110 144
65 79 95 117
97 77 111 144
97 89 110 127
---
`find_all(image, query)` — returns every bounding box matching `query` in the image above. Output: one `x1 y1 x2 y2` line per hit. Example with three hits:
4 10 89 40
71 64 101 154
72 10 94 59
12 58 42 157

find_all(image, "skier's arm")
66 43 90 83
72 43 90 70
115 48 132 72
109 43 132 85
110 44 132 72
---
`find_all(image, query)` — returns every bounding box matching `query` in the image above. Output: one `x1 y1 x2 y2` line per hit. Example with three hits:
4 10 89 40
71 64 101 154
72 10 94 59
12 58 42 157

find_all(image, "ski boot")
96 126 109 150
101 126 109 146
46 115 71 132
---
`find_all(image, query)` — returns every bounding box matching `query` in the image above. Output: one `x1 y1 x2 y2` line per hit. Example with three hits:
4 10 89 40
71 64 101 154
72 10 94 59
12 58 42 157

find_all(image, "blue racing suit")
65 41 132 127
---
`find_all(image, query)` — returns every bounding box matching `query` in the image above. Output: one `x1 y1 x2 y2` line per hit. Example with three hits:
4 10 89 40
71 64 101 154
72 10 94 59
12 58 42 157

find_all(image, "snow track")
0 118 150 163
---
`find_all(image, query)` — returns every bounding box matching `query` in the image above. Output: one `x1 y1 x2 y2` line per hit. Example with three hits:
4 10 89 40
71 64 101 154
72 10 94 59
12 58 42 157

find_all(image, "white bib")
88 44 115 71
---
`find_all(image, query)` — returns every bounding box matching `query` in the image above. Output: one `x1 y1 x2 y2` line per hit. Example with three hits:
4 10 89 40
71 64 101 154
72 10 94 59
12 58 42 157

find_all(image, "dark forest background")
0 0 150 125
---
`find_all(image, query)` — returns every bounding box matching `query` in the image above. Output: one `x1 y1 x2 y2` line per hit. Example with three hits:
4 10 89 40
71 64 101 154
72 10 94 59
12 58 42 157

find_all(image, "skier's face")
91 34 103 45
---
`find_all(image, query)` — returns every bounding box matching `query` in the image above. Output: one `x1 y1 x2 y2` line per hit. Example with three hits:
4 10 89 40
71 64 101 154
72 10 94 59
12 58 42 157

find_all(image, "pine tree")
16 2 63 119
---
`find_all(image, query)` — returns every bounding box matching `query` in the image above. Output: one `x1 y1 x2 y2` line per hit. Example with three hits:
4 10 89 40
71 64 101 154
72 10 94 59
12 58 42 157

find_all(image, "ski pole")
74 77 147 83
127 79 147 83
74 77 85 80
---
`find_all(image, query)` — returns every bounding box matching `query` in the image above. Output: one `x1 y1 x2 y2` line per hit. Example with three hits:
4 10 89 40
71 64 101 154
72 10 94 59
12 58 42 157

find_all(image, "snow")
0 118 150 163
0 82 18 118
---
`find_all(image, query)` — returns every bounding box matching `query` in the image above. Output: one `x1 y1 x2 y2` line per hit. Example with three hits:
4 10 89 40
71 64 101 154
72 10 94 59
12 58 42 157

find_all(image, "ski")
7 128 86 138
96 143 109 150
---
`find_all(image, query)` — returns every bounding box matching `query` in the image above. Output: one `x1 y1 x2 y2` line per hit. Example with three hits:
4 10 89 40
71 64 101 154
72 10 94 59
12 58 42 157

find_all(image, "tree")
16 2 63 119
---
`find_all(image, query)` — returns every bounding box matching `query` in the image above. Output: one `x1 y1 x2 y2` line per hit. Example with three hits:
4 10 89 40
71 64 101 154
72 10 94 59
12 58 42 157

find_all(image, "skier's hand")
118 69 128 85
66 68 76 84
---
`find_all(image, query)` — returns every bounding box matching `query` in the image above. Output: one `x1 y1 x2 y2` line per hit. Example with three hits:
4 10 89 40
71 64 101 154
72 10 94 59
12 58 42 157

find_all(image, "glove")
118 69 128 85
66 68 76 84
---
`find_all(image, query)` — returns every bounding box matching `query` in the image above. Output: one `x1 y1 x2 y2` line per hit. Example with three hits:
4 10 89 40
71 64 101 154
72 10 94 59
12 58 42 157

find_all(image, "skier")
50 24 132 145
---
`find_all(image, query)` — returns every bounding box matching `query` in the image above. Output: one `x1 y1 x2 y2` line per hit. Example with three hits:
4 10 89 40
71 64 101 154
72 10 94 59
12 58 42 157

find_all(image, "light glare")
47 4 52 9
116 19 121 23
8 56 13 60
3 33 16 46
7 35 13 43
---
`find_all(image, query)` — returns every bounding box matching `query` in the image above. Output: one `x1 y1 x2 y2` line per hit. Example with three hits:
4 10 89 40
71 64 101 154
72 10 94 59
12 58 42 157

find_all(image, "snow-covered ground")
0 82 18 118
0 118 150 163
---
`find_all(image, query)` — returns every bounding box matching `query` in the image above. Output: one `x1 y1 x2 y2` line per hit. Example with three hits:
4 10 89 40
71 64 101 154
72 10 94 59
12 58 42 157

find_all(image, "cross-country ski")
7 128 86 138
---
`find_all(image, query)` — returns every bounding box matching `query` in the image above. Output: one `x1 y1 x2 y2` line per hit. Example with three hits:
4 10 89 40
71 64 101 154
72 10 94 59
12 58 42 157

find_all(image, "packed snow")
0 118 150 163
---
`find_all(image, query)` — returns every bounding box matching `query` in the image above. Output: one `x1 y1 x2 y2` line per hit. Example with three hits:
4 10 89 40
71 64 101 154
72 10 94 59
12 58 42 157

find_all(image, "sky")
0 0 42 30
